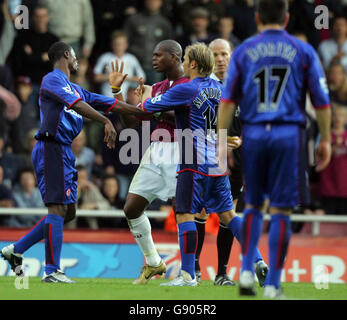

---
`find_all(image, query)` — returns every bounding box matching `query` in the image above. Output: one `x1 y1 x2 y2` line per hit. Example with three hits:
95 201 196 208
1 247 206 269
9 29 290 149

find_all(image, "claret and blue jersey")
143 76 234 214
222 29 331 208
33 69 116 205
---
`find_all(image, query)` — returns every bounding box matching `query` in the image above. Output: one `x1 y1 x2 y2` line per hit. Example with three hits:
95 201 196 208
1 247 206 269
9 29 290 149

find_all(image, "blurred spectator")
319 105 347 214
101 175 124 209
70 57 92 92
226 0 257 42
177 0 225 35
177 7 216 52
19 127 37 168
0 125 23 188
38 0 95 58
10 76 38 153
97 174 127 229
318 16 347 72
93 31 145 99
91 0 139 56
75 166 110 229
124 0 173 84
327 61 347 106
71 129 95 178
0 0 15 65
9 4 58 106
5 168 43 227
0 164 15 209
217 16 240 48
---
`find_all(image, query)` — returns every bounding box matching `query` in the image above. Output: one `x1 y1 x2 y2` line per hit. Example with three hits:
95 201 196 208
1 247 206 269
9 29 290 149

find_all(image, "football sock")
178 221 197 279
14 216 47 254
194 217 206 272
265 213 292 289
217 223 234 276
239 208 263 273
44 214 64 275
128 214 162 267
228 215 263 263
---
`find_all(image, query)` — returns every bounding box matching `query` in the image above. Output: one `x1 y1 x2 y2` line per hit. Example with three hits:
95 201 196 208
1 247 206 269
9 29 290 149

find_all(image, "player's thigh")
33 141 77 206
205 175 234 214
128 164 164 204
124 193 149 219
175 171 203 214
241 126 268 206
268 125 309 208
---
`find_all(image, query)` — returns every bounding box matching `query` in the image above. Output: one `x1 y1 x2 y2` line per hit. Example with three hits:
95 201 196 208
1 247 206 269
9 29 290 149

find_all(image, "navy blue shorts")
32 140 78 205
242 124 309 208
175 171 234 214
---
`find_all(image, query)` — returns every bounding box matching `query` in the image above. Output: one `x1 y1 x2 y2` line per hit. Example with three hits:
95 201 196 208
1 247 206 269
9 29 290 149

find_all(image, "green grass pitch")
0 277 347 300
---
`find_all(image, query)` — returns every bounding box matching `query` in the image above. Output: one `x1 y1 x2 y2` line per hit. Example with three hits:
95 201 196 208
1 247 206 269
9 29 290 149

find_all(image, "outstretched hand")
106 59 128 89
104 119 117 149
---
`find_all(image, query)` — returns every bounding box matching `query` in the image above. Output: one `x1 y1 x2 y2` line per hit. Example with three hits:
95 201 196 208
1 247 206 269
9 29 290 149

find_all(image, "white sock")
128 214 161 267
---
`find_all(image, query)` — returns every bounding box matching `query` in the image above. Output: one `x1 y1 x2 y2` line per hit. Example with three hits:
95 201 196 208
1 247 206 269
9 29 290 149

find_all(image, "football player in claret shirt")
1 42 121 283
119 40 190 285
219 0 332 297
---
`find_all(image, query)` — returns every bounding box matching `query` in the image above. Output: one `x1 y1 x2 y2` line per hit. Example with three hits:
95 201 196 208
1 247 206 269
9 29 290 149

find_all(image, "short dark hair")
48 41 72 65
157 40 183 62
257 0 288 25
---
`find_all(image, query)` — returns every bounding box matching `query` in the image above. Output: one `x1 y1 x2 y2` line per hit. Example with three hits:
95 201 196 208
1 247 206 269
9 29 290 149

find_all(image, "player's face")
69 48 79 72
152 46 172 73
182 52 191 77
210 43 231 76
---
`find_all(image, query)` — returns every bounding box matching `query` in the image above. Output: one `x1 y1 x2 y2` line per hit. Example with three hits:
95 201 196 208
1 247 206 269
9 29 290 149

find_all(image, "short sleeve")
40 75 82 109
221 48 242 104
77 85 117 114
306 45 331 109
143 83 192 113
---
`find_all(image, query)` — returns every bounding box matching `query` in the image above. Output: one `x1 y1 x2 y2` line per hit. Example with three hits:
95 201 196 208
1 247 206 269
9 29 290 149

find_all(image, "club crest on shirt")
62 84 74 95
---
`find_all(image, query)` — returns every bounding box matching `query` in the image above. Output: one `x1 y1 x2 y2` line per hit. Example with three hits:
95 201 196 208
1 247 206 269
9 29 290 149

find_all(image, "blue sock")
14 216 47 254
178 221 197 279
228 215 264 264
240 208 263 273
44 214 64 275
265 214 292 289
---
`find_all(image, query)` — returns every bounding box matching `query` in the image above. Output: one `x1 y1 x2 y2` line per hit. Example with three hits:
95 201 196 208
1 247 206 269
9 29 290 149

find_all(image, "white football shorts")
128 141 179 203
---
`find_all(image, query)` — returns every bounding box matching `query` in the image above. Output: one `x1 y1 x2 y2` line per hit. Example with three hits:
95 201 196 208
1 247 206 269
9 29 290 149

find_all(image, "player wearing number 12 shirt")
140 43 263 286
219 0 332 297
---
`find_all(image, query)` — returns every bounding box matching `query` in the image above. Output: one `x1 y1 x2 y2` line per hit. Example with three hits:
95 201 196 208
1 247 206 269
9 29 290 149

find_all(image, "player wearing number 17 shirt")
218 0 332 297
139 42 263 286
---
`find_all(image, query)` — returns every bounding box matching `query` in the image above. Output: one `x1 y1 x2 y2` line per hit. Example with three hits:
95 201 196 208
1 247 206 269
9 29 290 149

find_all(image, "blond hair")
185 43 215 76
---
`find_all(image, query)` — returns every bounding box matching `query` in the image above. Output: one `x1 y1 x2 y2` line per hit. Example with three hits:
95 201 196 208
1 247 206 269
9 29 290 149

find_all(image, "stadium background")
0 0 347 284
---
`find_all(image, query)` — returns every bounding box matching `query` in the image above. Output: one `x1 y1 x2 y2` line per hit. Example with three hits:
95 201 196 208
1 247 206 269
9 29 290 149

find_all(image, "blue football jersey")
222 29 330 125
37 69 116 145
143 76 224 176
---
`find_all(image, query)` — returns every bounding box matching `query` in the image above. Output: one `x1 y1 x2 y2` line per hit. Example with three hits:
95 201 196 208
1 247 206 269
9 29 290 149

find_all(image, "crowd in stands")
1 0 347 231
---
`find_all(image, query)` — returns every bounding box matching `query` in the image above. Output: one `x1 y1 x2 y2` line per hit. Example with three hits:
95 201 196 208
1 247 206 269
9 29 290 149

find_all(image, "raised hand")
106 59 128 89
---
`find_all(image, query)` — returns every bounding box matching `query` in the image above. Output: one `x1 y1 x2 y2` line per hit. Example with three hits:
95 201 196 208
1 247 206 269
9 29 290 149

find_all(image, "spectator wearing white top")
318 16 347 73
93 30 146 98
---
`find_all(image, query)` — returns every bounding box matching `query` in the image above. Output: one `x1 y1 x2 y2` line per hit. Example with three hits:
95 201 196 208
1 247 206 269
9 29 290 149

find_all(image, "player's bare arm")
217 100 236 171
71 100 117 149
315 107 332 172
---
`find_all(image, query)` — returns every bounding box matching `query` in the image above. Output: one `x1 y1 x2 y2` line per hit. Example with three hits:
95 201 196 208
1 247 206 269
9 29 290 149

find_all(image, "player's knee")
123 201 141 219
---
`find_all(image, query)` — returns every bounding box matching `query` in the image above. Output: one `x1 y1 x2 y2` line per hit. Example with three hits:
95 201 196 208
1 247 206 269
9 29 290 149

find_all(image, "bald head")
156 40 183 62
209 38 232 81
209 38 232 53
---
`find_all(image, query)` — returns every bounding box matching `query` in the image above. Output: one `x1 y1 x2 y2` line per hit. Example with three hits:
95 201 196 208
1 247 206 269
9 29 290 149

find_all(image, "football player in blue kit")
138 42 265 286
1 42 121 283
218 0 332 297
